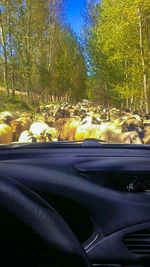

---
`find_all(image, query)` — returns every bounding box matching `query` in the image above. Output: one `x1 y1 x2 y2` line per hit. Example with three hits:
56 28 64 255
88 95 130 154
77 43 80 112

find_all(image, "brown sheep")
11 121 23 141
17 117 32 129
0 124 13 144
55 118 70 140
101 129 142 144
11 117 32 141
119 131 142 144
59 117 81 141
143 126 150 144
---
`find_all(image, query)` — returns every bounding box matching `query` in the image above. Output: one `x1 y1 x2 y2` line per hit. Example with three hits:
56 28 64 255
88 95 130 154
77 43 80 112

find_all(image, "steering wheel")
0 175 92 267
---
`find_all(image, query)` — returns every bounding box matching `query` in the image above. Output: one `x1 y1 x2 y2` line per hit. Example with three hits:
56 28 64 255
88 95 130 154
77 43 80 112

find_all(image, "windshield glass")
0 0 149 145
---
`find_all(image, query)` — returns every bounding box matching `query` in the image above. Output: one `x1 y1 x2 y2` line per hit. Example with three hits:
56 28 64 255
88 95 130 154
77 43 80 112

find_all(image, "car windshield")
0 0 149 146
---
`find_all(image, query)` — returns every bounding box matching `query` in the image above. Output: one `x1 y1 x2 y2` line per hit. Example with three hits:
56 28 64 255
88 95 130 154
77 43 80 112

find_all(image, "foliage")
0 88 33 112
84 0 150 112
0 0 87 103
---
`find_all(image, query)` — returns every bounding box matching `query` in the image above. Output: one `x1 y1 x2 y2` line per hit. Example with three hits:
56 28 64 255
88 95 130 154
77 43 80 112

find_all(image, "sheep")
0 115 10 125
110 108 121 121
40 127 58 142
81 115 93 126
114 115 143 136
11 117 32 141
1 100 147 145
18 130 37 143
35 106 41 113
17 117 32 129
0 124 13 144
122 115 142 130
142 126 150 144
11 120 24 141
75 121 122 141
92 114 101 125
55 118 70 140
33 114 45 122
0 111 18 120
146 114 150 120
30 122 58 141
119 131 142 144
59 117 81 141
143 120 150 127
30 122 50 138
99 122 122 134
100 129 142 144
0 111 19 125
75 124 102 140
55 108 70 120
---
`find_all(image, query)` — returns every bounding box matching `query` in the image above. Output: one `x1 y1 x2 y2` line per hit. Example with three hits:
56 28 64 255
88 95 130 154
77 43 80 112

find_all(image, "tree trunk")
3 58 9 96
138 7 149 114
8 12 15 96
11 67 15 96
0 11 9 96
124 60 129 109
126 98 129 109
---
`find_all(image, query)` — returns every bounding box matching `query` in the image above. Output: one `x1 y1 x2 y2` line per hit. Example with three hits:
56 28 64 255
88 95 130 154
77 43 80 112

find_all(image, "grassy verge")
0 88 34 113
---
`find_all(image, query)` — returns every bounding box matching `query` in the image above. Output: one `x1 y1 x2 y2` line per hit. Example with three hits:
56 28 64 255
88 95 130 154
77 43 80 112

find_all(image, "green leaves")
85 0 150 110
0 0 87 103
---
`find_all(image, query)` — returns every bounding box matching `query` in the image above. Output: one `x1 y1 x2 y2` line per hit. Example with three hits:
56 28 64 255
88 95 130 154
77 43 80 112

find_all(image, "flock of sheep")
0 100 150 145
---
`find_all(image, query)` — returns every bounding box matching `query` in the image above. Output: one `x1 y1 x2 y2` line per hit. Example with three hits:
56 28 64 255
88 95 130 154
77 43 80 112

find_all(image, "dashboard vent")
124 229 150 255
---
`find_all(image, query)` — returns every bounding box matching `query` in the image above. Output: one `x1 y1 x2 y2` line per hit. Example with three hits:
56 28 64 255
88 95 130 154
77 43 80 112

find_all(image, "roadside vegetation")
0 0 150 114
0 87 33 112
84 0 150 113
0 0 86 104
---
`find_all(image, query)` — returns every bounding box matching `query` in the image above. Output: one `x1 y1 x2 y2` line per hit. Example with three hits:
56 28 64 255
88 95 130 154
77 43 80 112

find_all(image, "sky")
65 0 85 36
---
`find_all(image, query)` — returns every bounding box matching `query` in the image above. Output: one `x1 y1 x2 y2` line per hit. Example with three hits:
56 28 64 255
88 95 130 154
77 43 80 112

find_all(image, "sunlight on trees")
84 0 150 113
0 0 86 103
0 0 150 114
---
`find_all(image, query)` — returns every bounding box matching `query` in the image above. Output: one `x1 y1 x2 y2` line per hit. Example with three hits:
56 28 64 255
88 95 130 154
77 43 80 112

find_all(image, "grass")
0 87 34 113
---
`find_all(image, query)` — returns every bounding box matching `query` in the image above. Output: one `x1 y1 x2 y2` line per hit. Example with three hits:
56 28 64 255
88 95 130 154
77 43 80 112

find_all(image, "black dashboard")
0 144 150 265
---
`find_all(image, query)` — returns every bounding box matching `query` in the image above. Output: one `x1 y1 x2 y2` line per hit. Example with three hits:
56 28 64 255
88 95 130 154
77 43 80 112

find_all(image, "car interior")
0 141 150 267
0 0 150 266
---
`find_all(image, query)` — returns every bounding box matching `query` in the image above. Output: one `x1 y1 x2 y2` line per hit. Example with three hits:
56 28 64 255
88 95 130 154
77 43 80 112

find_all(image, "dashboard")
0 144 150 265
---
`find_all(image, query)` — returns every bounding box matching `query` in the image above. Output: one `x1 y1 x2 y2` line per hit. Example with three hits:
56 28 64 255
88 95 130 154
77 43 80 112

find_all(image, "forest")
0 0 87 104
0 0 150 114
85 0 150 114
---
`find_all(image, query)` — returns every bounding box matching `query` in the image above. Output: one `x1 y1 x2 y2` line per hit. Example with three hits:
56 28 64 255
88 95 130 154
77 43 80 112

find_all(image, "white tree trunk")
138 7 149 114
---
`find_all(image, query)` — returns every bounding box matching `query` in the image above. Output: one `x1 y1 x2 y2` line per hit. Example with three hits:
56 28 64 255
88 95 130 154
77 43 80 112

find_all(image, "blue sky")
65 0 85 36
